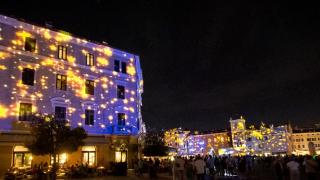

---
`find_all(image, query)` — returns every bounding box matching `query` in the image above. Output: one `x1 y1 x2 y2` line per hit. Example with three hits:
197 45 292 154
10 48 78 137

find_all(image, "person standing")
175 156 185 180
207 155 215 176
286 157 300 180
303 155 318 180
273 157 284 180
186 158 195 180
148 158 156 179
194 155 206 180
238 157 247 180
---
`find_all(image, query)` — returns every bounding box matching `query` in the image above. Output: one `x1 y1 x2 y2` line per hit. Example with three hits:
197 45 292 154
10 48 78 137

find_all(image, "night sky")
1 1 320 130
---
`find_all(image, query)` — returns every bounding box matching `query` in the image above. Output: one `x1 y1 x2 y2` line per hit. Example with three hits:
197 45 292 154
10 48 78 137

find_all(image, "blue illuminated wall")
0 15 144 136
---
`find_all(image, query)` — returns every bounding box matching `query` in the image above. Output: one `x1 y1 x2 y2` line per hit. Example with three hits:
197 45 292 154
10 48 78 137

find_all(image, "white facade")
292 131 320 155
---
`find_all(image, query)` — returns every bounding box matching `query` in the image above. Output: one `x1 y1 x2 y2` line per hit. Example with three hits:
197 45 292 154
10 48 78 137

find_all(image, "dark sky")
1 1 320 130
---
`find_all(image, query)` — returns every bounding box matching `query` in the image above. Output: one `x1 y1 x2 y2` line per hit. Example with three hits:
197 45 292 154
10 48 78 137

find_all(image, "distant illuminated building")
291 128 320 155
230 117 291 155
0 14 144 175
164 127 190 156
164 128 232 156
187 130 232 156
230 117 247 152
165 117 292 157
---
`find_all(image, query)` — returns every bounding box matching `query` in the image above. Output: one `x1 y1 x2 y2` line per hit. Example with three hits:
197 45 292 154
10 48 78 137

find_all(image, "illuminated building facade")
0 15 144 175
230 117 247 152
230 117 291 155
164 128 231 156
165 117 292 157
164 128 190 156
187 131 231 156
292 129 320 155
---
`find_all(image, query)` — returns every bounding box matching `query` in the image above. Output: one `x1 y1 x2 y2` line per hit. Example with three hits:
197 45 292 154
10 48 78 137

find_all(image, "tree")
142 131 169 157
26 114 87 179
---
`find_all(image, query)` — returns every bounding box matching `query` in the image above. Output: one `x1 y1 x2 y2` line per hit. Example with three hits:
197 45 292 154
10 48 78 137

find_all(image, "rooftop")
0 14 138 57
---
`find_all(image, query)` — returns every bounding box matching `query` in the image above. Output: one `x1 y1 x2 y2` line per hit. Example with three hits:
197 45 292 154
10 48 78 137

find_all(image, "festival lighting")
165 117 291 156
0 15 143 135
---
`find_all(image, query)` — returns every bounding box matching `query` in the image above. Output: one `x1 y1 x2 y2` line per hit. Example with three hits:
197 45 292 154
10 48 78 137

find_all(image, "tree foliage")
142 131 168 156
27 114 87 156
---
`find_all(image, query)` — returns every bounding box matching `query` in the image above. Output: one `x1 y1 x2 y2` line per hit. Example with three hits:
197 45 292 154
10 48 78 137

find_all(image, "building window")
114 60 128 74
55 106 66 121
22 68 35 86
121 62 127 74
85 80 94 95
82 146 96 166
114 60 120 72
56 74 67 91
13 146 32 168
86 53 94 66
50 153 67 165
302 145 305 148
115 151 127 163
19 103 32 121
58 45 67 60
24 37 36 52
85 109 94 125
117 85 125 99
118 113 125 126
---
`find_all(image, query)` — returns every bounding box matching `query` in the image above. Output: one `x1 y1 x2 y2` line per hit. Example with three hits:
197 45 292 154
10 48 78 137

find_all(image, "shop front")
0 133 140 176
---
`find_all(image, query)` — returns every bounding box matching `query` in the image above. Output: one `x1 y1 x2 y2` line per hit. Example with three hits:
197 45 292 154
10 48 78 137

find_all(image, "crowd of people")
5 154 320 179
133 158 173 178
171 154 320 180
4 162 104 179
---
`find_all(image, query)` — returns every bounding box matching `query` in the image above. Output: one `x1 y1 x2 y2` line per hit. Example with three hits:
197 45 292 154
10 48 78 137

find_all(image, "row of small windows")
295 138 304 142
18 103 126 126
24 37 128 72
306 138 319 141
294 144 320 149
247 136 268 141
22 68 125 98
295 138 320 142
294 145 305 149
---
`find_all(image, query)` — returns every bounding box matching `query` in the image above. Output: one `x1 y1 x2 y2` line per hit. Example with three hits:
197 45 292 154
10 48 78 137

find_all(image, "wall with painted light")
0 15 144 135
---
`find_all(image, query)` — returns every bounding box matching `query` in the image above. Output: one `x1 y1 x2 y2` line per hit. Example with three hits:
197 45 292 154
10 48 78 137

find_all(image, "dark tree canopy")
142 131 168 156
27 114 87 156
